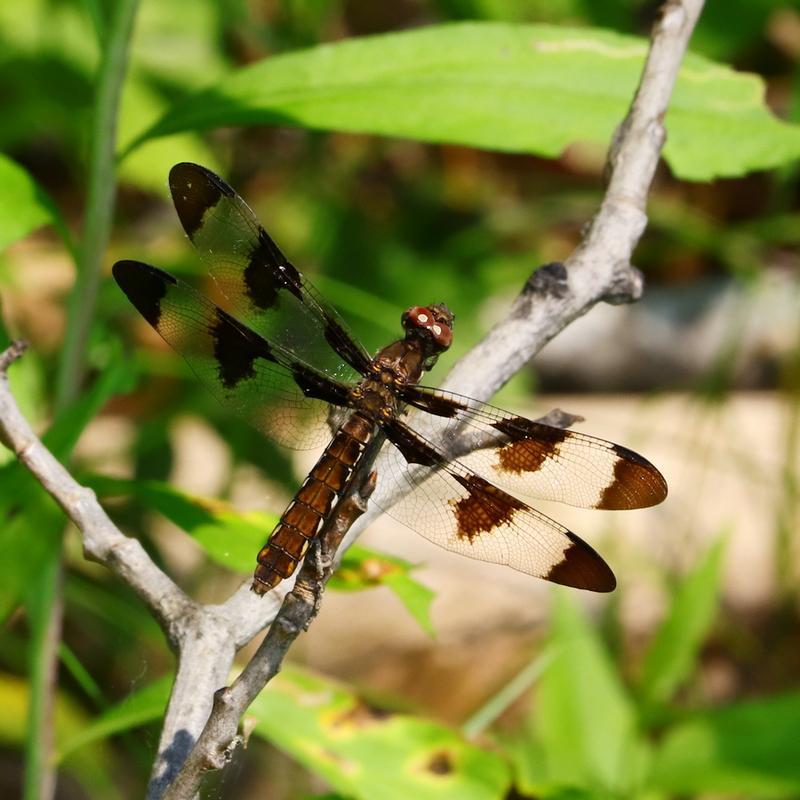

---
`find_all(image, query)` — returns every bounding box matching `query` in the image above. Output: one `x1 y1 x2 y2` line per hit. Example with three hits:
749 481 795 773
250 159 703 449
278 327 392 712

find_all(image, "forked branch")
161 465 379 800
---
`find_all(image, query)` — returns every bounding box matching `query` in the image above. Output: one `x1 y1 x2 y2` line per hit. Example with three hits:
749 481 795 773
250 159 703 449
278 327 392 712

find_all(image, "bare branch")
161 464 378 799
0 342 194 637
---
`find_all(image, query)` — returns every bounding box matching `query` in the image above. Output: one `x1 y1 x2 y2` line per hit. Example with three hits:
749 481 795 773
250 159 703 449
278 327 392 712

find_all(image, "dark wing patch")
244 232 303 307
212 307 275 389
168 161 228 236
492 418 568 475
168 162 371 377
383 418 439 466
449 473 524 543
398 386 667 511
375 419 616 592
598 444 665 509
399 385 467 417
113 260 174 327
113 260 352 450
289 362 351 406
546 534 616 592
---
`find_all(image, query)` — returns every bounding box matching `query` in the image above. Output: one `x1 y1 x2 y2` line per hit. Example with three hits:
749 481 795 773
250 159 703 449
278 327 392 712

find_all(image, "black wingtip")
168 163 235 238
546 537 617 593
598 444 669 510
112 260 175 327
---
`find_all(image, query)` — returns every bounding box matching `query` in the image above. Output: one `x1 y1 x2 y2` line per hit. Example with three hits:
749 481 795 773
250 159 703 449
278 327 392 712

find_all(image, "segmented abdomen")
252 413 373 594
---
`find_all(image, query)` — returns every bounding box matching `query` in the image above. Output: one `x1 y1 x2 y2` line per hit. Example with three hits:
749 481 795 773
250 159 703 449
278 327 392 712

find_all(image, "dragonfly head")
402 303 454 355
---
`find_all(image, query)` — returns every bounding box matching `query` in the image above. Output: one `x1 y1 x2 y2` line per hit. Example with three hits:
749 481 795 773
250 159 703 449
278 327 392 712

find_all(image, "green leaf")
0 154 66 251
0 360 133 622
249 664 510 800
649 693 800 796
45 348 136 462
88 475 275 573
58 644 105 708
532 591 646 794
91 478 435 631
332 545 436 636
57 675 171 762
0 672 120 799
0 503 64 625
128 22 800 181
463 647 556 740
638 538 725 711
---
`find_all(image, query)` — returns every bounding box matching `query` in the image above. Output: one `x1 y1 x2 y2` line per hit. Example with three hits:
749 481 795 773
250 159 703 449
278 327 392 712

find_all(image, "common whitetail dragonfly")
113 163 667 595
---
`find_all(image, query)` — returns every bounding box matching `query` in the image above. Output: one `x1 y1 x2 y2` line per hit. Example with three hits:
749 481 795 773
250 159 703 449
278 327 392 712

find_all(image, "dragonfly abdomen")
252 413 374 593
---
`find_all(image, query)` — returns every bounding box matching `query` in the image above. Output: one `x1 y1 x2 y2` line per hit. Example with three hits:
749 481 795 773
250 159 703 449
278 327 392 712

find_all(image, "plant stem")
23 543 63 800
461 647 557 739
55 0 139 409
27 3 140 798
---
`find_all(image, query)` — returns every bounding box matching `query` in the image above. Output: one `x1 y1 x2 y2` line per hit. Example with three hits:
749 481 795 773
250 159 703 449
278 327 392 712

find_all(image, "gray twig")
161 457 380 799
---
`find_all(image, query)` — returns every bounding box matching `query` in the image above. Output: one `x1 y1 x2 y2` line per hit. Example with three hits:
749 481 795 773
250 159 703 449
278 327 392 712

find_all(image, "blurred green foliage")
1 0 800 798
21 539 800 798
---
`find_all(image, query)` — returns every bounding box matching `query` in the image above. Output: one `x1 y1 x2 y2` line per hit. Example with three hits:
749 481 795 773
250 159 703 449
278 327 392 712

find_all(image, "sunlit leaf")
0 360 133 623
0 154 63 251
129 22 800 181
0 672 119 798
533 591 646 794
89 475 274 573
332 545 436 636
57 675 171 761
92 477 436 630
638 538 725 711
250 665 510 800
649 692 800 796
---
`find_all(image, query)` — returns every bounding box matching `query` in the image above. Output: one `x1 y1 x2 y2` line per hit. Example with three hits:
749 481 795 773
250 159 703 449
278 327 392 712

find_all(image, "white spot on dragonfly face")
432 324 442 336
417 313 428 323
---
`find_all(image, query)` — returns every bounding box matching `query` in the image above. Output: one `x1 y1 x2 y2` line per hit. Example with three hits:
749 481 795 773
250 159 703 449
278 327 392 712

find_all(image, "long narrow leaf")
638 538 726 711
649 692 800 796
533 591 645 794
250 665 510 800
0 154 67 252
56 675 171 761
92 476 436 632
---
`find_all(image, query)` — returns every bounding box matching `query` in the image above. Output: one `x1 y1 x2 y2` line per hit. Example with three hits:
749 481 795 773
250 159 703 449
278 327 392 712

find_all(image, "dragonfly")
113 163 667 595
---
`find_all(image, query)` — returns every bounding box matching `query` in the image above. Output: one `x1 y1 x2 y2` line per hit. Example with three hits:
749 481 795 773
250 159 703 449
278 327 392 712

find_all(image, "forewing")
377 419 615 592
113 260 352 450
399 386 667 510
168 162 372 378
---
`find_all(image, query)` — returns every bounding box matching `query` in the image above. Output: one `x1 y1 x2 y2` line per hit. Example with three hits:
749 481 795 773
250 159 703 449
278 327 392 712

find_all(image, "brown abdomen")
252 413 373 594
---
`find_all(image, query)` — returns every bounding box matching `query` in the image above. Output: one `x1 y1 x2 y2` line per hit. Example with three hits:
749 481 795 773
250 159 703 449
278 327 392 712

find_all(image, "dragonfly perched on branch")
113 163 667 595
